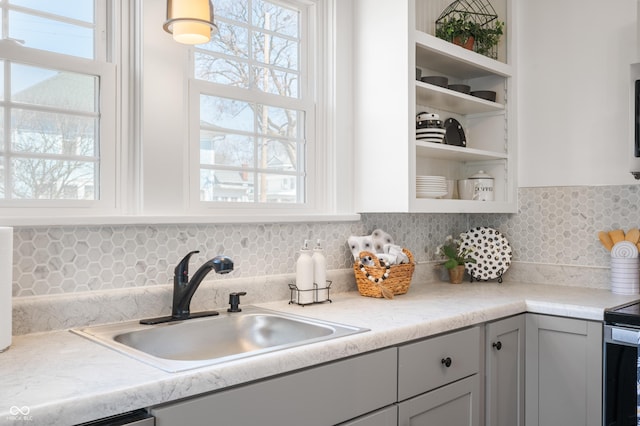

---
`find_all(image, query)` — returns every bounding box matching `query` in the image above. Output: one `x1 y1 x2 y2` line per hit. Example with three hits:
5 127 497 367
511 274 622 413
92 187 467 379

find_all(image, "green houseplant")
435 14 504 58
436 235 476 283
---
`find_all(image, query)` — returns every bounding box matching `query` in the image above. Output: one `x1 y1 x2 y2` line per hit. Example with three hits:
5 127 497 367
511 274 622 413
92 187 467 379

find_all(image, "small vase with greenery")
436 235 476 283
435 14 504 58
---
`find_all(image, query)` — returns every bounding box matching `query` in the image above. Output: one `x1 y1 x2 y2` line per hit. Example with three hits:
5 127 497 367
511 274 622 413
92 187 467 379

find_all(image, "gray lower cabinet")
397 326 481 426
151 347 397 426
485 314 525 426
525 314 603 426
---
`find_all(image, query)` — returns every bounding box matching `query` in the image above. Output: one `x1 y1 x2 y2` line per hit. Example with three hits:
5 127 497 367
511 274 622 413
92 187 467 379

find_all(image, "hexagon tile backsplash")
12 215 466 297
11 185 640 297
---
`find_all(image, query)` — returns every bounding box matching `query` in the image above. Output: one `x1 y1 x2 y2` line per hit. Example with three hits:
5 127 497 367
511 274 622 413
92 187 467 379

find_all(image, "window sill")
0 213 362 227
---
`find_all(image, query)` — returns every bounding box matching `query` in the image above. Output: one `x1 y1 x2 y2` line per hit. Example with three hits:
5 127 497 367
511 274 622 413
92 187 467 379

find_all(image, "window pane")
195 53 250 88
0 157 4 197
258 173 297 203
253 31 299 71
201 21 249 58
12 64 97 113
0 107 4 149
0 62 4 100
253 66 298 98
11 110 96 157
215 0 249 24
200 132 254 167
258 138 296 171
200 95 253 132
9 11 94 59
200 169 253 202
0 107 5 151
255 104 302 137
252 0 299 38
10 0 94 23
11 158 96 200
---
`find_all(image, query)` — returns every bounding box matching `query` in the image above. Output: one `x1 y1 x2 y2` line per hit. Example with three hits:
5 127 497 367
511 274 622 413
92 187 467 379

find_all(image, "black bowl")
420 76 448 88
448 84 471 94
470 90 497 102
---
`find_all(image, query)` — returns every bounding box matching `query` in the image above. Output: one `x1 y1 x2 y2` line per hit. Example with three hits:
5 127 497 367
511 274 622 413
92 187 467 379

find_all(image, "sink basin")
72 306 368 372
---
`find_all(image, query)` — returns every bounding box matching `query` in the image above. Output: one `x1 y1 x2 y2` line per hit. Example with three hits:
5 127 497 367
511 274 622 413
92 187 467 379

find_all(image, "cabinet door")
398 375 480 426
338 406 398 426
151 348 397 426
525 314 602 426
485 314 525 426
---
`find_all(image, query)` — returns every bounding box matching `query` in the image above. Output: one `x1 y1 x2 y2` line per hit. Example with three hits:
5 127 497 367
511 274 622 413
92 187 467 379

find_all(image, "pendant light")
163 0 219 45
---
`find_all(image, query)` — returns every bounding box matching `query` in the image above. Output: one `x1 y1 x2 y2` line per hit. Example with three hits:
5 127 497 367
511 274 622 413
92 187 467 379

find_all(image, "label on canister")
469 170 494 201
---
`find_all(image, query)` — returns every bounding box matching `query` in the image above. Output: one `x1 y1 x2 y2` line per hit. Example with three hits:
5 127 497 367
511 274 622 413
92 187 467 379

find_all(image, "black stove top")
605 300 640 327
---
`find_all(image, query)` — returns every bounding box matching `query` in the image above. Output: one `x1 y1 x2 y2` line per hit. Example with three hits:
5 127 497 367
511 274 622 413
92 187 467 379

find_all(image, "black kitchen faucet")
140 250 233 325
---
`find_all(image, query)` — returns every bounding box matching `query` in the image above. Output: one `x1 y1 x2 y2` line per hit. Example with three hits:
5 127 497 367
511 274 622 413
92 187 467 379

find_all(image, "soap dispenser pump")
312 239 327 301
296 240 314 304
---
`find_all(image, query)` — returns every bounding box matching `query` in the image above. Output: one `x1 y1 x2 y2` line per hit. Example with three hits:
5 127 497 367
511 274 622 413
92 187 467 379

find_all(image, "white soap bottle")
312 239 328 302
296 240 314 304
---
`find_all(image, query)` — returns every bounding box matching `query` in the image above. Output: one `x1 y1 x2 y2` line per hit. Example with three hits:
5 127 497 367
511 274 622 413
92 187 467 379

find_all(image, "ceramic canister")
469 170 494 201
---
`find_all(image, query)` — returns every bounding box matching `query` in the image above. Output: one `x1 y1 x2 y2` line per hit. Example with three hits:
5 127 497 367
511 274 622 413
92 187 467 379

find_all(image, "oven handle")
605 324 640 346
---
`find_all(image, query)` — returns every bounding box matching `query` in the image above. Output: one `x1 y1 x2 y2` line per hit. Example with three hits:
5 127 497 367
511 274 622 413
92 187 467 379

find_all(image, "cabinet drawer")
398 326 481 401
152 348 397 426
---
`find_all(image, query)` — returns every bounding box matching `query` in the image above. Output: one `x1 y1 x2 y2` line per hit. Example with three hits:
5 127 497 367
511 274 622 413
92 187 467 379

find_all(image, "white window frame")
187 0 330 216
0 1 121 218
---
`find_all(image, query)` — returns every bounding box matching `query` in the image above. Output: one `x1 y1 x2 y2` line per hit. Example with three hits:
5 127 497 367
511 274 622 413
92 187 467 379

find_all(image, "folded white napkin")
384 244 409 264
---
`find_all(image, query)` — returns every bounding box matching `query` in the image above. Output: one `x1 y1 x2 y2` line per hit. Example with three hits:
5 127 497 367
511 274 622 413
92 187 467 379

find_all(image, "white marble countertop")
1 281 638 426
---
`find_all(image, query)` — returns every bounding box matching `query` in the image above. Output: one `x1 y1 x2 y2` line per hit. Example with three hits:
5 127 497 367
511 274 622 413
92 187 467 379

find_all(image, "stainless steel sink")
72 306 368 372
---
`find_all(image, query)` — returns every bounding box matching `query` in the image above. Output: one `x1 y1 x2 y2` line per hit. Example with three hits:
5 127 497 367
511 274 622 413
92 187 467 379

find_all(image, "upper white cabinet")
353 0 517 213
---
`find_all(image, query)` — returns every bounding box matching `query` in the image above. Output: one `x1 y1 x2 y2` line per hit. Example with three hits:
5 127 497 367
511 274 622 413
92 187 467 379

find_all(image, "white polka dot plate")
459 227 512 280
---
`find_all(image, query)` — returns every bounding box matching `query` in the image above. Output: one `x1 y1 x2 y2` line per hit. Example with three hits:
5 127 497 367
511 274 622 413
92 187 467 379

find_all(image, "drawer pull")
492 341 502 350
441 357 452 368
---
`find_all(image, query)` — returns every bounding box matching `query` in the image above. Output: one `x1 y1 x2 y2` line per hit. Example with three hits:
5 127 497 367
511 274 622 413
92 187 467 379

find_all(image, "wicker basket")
353 249 415 299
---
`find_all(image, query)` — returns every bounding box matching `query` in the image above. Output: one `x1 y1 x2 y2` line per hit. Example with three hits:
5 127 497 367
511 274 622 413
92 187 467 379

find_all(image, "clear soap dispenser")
312 239 328 301
296 240 314 304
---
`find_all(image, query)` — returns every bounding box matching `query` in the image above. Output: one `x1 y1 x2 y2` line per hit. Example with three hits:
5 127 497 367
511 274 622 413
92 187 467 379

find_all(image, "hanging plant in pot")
435 5 505 59
437 235 476 284
435 16 480 50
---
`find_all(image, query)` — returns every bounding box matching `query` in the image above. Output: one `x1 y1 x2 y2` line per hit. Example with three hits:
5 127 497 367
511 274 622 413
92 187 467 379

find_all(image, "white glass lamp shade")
163 0 219 45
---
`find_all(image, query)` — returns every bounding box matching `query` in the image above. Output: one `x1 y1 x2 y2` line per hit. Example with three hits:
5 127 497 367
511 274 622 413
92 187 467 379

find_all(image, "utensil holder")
610 257 640 295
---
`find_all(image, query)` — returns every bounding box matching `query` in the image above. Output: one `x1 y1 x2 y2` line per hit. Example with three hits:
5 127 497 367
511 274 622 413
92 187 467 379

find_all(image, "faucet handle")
228 292 247 312
175 250 200 281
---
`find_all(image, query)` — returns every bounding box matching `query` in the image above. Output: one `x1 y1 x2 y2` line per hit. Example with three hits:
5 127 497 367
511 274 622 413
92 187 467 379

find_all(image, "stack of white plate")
416 128 445 143
416 175 447 198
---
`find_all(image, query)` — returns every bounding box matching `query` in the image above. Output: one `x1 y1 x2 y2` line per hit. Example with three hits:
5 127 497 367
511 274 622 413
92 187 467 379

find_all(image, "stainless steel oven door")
604 324 640 426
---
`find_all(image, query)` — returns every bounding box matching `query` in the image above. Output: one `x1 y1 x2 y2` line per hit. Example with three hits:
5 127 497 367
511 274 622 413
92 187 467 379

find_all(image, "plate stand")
469 269 504 283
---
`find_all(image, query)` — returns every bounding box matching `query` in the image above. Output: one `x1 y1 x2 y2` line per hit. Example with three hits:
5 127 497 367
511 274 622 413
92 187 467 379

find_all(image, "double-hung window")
0 1 117 215
190 0 318 211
